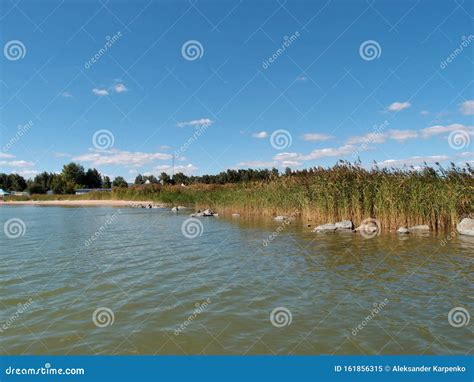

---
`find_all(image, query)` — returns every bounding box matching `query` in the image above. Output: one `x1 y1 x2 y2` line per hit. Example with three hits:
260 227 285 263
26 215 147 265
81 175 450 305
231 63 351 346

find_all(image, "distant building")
0 189 10 200
10 191 30 196
75 188 112 195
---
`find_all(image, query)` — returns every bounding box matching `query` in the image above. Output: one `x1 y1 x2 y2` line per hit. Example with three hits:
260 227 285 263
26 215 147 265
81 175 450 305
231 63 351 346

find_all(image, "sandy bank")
0 200 165 207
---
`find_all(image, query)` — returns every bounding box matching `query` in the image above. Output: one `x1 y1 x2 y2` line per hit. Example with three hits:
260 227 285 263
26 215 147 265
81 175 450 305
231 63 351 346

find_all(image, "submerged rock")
397 227 409 234
313 223 336 232
191 208 218 217
354 223 378 234
457 218 474 237
274 215 288 221
335 220 354 230
409 225 430 232
232 213 240 218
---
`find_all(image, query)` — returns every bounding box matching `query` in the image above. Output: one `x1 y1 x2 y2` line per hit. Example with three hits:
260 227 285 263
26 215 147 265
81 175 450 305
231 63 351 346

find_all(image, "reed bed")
11 164 473 232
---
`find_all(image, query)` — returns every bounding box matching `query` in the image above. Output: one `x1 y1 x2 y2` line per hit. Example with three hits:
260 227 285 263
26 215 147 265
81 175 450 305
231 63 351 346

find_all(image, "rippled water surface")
1 206 472 355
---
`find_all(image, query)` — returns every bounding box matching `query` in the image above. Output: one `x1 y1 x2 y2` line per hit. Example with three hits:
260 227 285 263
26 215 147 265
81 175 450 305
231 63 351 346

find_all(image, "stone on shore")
313 223 336 232
457 218 474 237
409 225 430 232
335 220 354 230
397 227 409 234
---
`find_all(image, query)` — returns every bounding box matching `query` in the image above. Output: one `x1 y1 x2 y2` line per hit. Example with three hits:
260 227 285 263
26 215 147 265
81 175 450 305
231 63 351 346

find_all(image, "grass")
6 163 473 232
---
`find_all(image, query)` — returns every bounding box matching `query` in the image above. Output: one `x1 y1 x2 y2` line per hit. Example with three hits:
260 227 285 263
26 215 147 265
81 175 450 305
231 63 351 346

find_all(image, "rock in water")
457 218 474 237
232 213 240 218
397 227 409 234
313 223 336 232
335 220 354 230
409 225 430 232
274 215 287 221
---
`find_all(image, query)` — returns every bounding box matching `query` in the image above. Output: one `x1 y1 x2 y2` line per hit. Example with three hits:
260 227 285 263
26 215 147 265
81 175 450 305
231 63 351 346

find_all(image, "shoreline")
0 200 164 207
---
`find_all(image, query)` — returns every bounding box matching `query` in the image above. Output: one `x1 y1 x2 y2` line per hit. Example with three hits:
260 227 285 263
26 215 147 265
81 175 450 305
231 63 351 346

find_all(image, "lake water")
1 206 472 355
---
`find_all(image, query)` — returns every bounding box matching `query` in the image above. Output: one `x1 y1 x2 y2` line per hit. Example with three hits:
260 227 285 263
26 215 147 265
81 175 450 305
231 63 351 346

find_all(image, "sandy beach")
0 200 164 207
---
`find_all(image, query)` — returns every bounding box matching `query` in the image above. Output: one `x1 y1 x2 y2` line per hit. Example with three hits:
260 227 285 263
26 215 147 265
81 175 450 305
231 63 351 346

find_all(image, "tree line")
0 162 288 193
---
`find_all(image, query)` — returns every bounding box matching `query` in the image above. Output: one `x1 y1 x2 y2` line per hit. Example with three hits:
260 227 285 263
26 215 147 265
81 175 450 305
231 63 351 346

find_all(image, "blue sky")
1 0 473 181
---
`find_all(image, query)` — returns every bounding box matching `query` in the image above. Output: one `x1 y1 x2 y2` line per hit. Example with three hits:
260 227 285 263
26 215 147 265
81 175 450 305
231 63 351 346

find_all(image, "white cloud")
159 145 172 151
53 152 71 158
387 129 418 142
154 164 197 175
92 88 109 96
460 100 474 115
457 152 474 158
237 161 275 168
377 155 449 167
73 149 172 167
347 133 385 145
61 92 73 98
388 101 411 111
274 145 361 162
252 131 268 138
177 118 213 128
296 75 308 82
16 169 39 178
113 83 127 93
0 160 35 167
302 133 334 141
0 153 15 159
420 110 430 116
420 123 473 138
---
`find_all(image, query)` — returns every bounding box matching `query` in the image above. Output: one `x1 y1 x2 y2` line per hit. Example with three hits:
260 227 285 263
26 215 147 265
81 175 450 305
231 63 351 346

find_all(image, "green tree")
134 174 145 185
112 176 128 188
159 172 171 185
85 168 102 188
102 176 111 188
62 162 85 185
